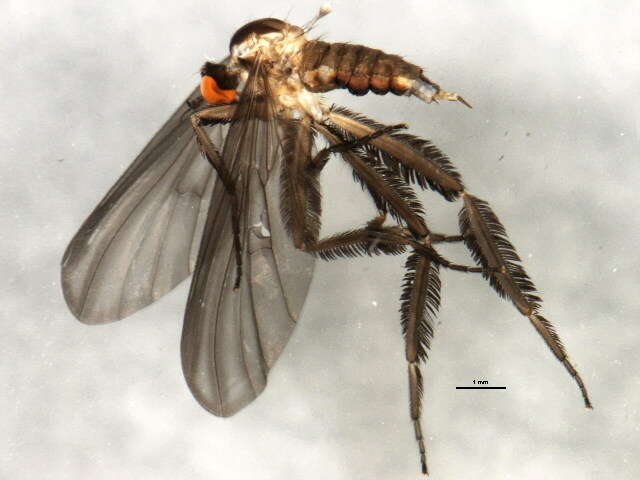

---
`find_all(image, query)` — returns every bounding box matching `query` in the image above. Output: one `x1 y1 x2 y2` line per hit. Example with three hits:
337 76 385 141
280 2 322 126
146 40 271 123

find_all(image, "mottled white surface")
2 1 638 479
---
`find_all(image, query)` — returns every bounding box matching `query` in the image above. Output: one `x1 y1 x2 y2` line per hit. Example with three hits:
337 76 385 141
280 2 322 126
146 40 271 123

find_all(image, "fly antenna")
302 3 332 33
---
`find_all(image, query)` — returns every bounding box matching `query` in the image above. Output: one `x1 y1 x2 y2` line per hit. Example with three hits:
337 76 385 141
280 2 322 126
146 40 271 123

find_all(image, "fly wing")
62 86 235 324
181 61 315 417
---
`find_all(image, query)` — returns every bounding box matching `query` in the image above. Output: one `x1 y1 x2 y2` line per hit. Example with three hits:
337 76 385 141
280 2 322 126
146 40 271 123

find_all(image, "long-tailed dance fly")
62 9 591 475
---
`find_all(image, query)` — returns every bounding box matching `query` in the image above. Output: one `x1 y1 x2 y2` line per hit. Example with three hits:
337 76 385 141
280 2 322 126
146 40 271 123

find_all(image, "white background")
2 1 638 478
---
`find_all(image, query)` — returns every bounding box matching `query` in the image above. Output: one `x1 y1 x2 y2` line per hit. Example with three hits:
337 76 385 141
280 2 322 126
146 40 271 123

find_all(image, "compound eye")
199 62 238 105
200 75 237 105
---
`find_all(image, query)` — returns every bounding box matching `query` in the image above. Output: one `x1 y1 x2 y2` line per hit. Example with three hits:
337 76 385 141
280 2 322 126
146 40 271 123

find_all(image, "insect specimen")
61 10 592 475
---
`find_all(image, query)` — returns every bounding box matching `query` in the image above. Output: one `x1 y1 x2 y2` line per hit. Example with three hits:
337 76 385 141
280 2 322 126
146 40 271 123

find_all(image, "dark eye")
200 62 239 90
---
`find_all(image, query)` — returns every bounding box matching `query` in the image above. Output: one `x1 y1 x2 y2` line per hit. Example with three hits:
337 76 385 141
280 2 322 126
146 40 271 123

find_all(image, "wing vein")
148 143 205 297
211 228 234 414
78 133 195 317
240 160 262 395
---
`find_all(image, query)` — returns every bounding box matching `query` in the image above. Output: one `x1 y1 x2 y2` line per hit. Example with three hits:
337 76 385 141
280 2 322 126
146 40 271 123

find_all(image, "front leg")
190 107 244 288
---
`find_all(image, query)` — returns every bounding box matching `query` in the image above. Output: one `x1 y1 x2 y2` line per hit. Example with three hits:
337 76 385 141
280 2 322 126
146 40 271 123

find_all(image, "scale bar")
456 386 506 390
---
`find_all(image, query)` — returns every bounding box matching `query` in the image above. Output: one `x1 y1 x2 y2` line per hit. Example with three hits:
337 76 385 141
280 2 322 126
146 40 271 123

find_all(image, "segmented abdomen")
298 41 439 100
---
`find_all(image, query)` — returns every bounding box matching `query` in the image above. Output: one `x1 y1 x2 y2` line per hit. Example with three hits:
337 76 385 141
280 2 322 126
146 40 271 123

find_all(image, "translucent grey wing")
62 86 234 324
181 63 315 417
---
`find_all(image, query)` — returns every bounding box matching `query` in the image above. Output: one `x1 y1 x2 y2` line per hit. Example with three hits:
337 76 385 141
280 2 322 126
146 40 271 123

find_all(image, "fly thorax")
228 18 324 121
229 18 305 67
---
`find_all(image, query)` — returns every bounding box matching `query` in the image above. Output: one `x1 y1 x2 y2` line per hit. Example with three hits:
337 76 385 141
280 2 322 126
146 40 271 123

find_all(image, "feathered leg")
325 107 591 409
401 252 441 475
307 218 486 275
282 112 504 474
458 193 592 408
280 117 474 270
314 123 429 238
320 107 592 476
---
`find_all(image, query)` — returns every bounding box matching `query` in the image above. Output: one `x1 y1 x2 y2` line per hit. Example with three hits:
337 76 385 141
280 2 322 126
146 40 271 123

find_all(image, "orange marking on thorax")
200 76 237 105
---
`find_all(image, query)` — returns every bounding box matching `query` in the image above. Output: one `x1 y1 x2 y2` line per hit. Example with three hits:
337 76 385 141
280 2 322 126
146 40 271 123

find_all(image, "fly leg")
301 218 489 476
190 108 243 289
288 117 491 475
305 218 487 274
314 123 430 238
310 122 408 172
280 118 408 250
459 193 593 408
429 233 464 244
327 108 592 410
316 125 482 275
